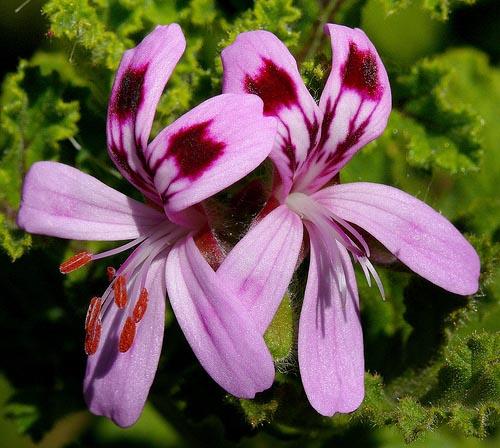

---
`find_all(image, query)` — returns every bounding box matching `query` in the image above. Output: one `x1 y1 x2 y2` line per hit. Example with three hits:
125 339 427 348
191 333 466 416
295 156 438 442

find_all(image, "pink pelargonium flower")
217 25 480 415
17 24 278 427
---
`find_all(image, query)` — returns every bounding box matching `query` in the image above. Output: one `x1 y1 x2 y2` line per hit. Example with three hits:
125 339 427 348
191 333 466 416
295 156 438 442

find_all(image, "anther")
119 317 136 353
85 320 102 355
133 288 148 323
60 251 92 274
113 275 127 309
106 266 116 281
85 297 102 330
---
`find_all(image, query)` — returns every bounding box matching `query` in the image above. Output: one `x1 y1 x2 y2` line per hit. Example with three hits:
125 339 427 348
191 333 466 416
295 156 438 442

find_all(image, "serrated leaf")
392 54 483 174
218 0 302 51
380 0 477 21
43 0 124 69
0 61 80 211
0 215 31 261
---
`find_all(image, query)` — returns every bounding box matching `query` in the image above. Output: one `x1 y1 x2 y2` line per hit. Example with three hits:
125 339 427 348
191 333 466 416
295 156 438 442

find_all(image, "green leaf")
0 61 80 208
392 53 483 174
0 60 79 259
0 215 31 262
43 0 125 69
218 0 302 51
380 0 477 21
181 0 218 26
264 293 295 361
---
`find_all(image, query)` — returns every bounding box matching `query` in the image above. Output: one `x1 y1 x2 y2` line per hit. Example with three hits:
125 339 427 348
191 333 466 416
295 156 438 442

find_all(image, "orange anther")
113 275 127 309
119 317 136 353
106 266 116 281
85 320 102 355
59 251 92 274
133 288 148 323
85 297 102 330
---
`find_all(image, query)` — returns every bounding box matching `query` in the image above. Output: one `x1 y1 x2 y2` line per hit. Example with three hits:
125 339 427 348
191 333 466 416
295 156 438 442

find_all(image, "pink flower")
17 24 277 427
217 25 480 415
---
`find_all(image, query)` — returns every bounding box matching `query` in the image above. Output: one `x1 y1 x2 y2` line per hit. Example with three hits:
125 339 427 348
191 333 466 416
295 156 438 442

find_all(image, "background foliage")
0 0 498 446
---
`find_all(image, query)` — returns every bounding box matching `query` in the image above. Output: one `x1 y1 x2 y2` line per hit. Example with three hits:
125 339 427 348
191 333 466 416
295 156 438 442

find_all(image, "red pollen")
85 297 102 331
85 320 102 355
168 121 226 180
106 266 116 282
342 43 381 100
133 288 148 323
60 251 92 274
113 275 128 309
119 317 136 353
244 58 298 115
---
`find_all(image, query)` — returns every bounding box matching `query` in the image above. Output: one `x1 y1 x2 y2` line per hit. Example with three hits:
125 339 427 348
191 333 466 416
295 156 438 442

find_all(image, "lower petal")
17 162 164 241
217 205 303 333
314 182 480 295
299 224 364 415
166 235 275 398
83 254 166 427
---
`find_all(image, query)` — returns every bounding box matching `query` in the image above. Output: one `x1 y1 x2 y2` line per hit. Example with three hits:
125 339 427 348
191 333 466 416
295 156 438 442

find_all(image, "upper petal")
294 24 391 194
146 93 277 215
17 162 164 241
222 30 323 199
84 254 166 427
217 205 303 334
166 235 275 398
107 24 186 203
299 223 364 415
314 182 480 295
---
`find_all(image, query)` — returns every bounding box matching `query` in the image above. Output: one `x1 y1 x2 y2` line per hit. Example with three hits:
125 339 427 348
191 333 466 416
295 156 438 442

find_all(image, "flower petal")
17 162 164 241
217 205 303 333
146 93 276 215
299 224 364 415
166 235 275 397
84 254 166 427
294 24 391 194
107 24 186 203
315 182 480 295
222 30 322 199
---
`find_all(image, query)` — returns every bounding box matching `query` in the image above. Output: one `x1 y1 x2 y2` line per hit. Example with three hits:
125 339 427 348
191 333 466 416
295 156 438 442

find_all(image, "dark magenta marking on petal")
284 142 297 172
168 120 226 180
327 118 369 168
305 116 320 151
112 65 148 119
342 43 381 100
281 122 298 172
316 96 339 152
244 58 298 115
109 144 157 198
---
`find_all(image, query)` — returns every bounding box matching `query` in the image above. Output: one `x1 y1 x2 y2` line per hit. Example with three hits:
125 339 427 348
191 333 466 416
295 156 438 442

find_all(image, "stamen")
329 213 370 257
85 320 102 355
119 317 136 353
85 297 102 330
60 251 92 274
366 259 386 300
106 266 116 281
356 256 372 287
91 232 153 261
133 288 148 323
113 275 128 309
358 256 386 300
